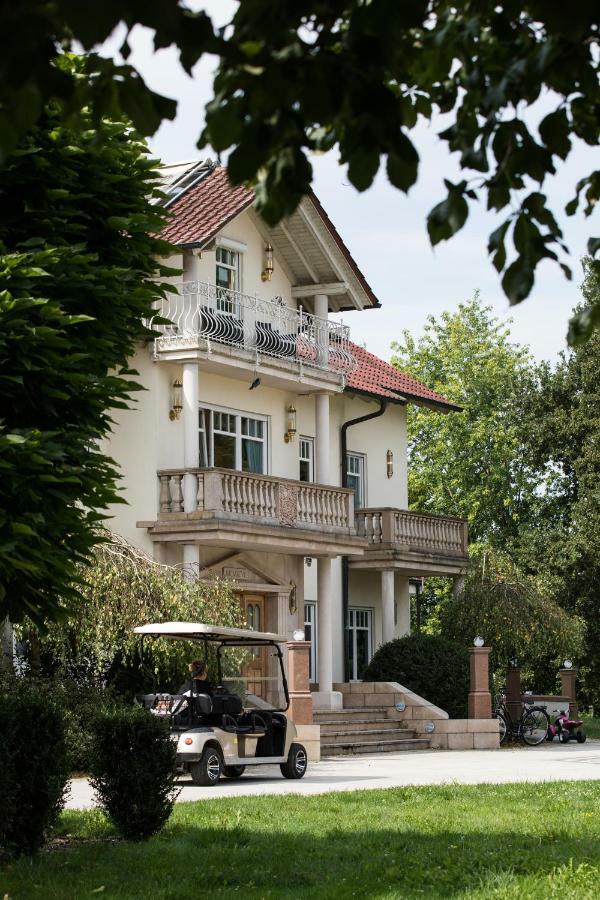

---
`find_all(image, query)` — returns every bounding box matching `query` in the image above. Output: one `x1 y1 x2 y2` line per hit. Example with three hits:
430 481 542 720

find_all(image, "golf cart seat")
135 693 158 710
220 711 268 737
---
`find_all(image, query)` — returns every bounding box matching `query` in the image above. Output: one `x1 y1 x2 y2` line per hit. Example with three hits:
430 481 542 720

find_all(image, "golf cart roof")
133 621 288 644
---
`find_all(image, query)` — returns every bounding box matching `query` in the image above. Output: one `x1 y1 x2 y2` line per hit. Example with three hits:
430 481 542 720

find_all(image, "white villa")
104 159 468 721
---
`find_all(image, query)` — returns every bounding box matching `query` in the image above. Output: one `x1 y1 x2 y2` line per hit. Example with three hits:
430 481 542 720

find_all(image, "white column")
315 393 330 484
182 361 199 513
314 292 329 370
381 569 395 644
182 543 200 579
316 557 333 693
396 575 411 637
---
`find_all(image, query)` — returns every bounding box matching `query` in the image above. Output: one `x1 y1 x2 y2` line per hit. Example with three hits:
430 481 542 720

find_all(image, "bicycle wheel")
495 712 509 745
522 707 550 746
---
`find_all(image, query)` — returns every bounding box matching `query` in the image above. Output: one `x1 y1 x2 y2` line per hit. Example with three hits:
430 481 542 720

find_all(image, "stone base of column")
468 691 492 719
288 694 314 725
311 690 343 711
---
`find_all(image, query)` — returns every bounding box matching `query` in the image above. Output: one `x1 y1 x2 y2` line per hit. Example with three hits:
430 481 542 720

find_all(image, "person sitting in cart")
177 660 213 696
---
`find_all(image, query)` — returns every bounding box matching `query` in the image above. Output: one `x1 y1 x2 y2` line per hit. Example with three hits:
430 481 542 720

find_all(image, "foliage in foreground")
23 536 244 696
1 6 598 328
363 633 470 718
0 678 69 857
90 706 177 841
4 782 600 897
0 59 175 627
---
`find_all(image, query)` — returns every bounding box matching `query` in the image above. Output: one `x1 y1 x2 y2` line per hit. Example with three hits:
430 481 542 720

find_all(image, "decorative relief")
222 566 255 582
278 484 298 526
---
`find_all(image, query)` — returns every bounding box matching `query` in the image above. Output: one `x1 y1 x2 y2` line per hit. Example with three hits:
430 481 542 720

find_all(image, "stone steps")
318 718 400 735
322 727 417 746
321 737 431 756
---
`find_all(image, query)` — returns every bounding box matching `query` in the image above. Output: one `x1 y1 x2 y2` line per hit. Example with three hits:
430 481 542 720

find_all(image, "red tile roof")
161 165 254 247
346 342 461 412
159 165 379 308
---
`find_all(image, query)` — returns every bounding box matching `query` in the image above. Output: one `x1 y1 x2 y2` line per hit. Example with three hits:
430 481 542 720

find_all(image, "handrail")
150 280 356 376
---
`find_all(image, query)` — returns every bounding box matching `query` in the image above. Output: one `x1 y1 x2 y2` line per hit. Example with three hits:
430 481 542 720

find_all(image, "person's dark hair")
189 660 206 677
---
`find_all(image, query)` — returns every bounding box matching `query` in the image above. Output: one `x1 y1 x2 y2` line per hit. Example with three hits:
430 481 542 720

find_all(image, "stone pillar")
182 361 199 513
381 569 395 644
182 543 200 579
314 292 329 370
396 575 411 637
286 640 313 724
315 393 330 484
505 665 522 723
468 647 492 719
313 557 341 711
559 667 578 717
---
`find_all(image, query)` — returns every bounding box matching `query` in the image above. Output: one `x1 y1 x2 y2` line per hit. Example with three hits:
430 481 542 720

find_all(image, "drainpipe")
340 399 388 682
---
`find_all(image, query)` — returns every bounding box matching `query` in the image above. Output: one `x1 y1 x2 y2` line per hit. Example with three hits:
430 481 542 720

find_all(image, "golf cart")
133 622 308 786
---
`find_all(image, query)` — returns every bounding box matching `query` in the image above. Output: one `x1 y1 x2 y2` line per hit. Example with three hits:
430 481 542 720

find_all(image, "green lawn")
3 782 600 899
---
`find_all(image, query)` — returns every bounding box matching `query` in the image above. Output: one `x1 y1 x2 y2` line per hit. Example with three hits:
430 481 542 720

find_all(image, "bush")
90 706 178 840
363 633 470 718
54 680 118 774
0 678 69 857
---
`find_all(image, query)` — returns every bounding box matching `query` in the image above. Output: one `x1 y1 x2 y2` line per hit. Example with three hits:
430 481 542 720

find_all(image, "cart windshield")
218 642 287 711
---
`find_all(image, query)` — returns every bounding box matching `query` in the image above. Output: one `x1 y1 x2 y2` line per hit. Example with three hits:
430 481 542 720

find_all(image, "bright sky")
105 2 597 363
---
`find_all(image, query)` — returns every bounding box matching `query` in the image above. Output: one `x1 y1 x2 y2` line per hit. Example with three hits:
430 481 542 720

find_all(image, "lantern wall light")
169 378 183 421
261 242 274 282
386 449 394 478
284 404 297 443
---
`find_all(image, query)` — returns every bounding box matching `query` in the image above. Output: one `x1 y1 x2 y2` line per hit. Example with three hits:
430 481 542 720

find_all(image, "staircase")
315 705 431 757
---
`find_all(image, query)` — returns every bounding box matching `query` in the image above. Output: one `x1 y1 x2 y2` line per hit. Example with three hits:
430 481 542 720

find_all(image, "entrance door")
347 607 373 681
241 594 267 698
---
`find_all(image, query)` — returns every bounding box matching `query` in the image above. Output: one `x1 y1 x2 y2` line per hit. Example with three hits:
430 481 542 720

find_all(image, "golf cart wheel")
280 743 308 779
576 729 587 743
223 765 246 778
190 747 222 786
559 730 570 743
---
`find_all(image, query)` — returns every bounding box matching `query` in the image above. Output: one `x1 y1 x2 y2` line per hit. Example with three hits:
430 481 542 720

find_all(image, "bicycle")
493 694 550 746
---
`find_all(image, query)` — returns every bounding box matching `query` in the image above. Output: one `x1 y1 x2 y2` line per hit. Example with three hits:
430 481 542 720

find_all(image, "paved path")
67 742 600 809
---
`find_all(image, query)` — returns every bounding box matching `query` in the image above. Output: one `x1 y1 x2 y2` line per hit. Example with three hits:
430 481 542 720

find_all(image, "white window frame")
198 403 268 474
347 606 373 682
215 245 242 303
304 602 317 683
346 452 367 508
299 436 315 483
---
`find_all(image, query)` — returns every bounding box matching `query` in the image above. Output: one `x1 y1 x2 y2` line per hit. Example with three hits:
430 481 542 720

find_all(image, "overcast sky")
105 3 597 363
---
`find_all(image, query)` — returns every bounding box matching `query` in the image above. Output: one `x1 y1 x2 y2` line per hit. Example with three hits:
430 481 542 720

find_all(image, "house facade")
104 159 468 713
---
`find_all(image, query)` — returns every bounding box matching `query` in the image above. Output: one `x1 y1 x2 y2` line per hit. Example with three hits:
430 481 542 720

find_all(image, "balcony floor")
138 515 366 558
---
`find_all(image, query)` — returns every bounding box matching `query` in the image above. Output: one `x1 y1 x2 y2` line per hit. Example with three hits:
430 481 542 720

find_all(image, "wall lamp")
284 404 297 443
261 242 274 282
169 378 183 421
386 449 394 478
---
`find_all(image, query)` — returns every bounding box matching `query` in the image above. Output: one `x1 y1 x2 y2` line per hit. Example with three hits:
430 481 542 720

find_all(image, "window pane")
242 438 263 473
356 629 370 680
214 433 236 469
299 459 311 482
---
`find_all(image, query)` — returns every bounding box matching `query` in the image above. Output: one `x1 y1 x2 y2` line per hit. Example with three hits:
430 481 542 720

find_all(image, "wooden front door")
241 594 267 698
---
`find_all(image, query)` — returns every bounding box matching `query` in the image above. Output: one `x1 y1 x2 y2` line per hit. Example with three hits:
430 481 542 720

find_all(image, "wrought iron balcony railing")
151 281 356 376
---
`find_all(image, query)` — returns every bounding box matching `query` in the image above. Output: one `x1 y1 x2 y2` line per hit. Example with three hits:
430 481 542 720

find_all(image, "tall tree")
1 3 598 327
391 295 537 545
0 60 175 626
516 260 600 702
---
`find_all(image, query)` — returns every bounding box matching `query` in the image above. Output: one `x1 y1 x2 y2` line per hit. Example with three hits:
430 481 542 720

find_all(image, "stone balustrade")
356 508 468 557
158 467 356 533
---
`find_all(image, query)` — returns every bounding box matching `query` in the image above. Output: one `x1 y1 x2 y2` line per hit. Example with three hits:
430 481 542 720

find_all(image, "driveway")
67 742 600 809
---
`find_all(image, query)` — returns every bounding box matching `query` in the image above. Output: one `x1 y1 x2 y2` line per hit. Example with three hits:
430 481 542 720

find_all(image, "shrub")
90 706 178 840
54 680 118 774
0 678 69 857
363 633 470 718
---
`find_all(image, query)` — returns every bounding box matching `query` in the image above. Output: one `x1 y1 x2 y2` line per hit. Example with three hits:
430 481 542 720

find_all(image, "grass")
3 781 600 899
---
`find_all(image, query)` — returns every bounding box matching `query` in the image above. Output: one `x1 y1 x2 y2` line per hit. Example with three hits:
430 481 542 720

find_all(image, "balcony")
150 281 356 385
352 508 468 576
140 467 366 557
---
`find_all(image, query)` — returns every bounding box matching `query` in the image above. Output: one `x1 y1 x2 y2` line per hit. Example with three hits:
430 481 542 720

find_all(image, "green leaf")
502 258 534 304
386 135 419 192
539 108 571 160
347 149 380 192
587 238 600 257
